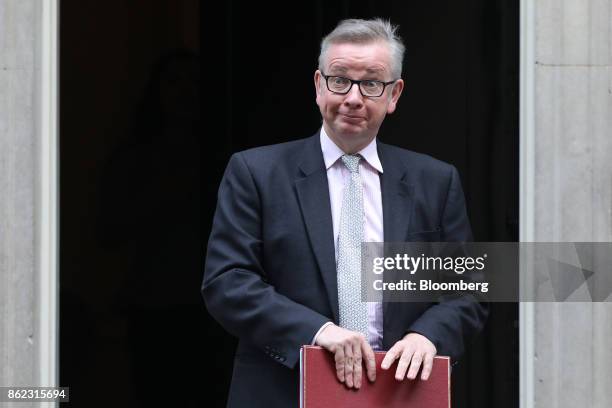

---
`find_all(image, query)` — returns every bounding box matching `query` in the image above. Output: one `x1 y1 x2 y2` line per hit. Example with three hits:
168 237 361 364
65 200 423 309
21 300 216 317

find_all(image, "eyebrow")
327 66 387 77
328 67 385 81
365 67 385 74
328 66 348 74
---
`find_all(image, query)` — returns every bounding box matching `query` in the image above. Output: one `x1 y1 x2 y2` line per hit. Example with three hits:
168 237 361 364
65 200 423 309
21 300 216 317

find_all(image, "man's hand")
315 324 376 389
381 332 437 381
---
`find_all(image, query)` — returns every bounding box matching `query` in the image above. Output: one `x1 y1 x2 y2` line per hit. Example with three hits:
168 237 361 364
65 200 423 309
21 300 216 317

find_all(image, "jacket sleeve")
407 165 489 364
202 153 330 369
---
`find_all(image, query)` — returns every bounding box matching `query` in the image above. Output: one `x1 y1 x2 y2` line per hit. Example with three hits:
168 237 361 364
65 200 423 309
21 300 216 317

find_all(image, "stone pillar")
0 0 58 404
522 0 612 407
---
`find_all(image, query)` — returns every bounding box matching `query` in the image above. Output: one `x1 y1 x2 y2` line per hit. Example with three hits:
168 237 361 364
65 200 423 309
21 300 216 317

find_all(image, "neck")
323 123 375 154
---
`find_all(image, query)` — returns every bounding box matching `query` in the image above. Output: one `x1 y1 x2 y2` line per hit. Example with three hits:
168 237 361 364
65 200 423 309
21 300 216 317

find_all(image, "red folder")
300 345 450 408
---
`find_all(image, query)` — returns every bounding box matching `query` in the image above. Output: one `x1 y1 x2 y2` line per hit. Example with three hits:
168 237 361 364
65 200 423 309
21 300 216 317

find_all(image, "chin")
335 122 366 137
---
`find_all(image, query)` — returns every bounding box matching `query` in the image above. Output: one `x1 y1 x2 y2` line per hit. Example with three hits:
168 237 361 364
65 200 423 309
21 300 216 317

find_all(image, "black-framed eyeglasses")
321 73 398 97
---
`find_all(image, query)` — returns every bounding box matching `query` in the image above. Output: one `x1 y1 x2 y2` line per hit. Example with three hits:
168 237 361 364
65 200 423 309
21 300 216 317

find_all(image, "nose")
343 83 364 109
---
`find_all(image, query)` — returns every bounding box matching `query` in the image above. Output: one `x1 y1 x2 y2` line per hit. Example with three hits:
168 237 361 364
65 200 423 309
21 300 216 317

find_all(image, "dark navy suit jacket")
203 133 488 407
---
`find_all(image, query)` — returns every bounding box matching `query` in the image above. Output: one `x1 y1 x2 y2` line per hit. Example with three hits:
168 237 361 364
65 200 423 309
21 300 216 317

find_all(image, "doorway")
60 1 518 407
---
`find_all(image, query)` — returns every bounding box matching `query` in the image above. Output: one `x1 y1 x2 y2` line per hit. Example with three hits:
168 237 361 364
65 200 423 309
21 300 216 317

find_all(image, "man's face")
314 41 404 149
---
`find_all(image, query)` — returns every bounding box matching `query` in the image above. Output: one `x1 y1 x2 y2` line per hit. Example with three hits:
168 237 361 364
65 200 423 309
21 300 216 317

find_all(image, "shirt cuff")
311 321 334 345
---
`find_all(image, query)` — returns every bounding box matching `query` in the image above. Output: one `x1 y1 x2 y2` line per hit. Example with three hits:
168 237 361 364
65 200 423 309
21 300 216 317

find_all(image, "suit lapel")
378 142 415 326
294 135 339 323
378 142 414 243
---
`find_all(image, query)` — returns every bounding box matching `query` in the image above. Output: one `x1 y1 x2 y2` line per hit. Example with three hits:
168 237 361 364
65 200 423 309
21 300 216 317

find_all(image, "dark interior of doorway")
60 1 518 407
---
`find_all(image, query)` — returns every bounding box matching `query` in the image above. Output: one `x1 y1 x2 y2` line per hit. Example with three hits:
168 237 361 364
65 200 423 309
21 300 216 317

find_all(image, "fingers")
323 327 376 389
344 343 354 388
420 352 434 381
341 334 368 389
406 351 423 380
383 333 437 381
352 341 363 388
394 346 415 381
361 340 377 382
381 343 400 371
333 345 345 384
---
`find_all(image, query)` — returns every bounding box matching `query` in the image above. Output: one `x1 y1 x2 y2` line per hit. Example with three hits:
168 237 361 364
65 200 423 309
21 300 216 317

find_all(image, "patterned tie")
337 154 369 337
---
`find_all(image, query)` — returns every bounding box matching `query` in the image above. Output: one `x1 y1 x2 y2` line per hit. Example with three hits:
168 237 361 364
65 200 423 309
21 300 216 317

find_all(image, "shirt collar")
320 127 384 173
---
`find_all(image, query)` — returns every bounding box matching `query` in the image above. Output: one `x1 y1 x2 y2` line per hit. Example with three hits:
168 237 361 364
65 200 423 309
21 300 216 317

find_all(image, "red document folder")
300 345 450 408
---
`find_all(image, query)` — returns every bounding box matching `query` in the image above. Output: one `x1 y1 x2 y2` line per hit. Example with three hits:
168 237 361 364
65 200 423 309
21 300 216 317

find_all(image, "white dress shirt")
313 127 384 350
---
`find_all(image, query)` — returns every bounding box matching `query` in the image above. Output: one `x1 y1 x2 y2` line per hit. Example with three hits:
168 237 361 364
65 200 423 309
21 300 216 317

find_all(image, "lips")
339 113 366 122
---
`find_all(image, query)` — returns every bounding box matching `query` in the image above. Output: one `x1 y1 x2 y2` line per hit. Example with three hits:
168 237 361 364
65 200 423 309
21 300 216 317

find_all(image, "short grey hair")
318 18 405 79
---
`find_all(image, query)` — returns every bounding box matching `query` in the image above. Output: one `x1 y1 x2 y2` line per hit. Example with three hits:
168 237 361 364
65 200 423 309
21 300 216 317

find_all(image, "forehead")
324 41 392 75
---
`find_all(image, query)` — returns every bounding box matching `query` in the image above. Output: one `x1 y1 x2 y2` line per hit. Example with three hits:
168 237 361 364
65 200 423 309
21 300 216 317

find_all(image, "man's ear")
386 78 404 114
314 70 324 107
314 70 322 96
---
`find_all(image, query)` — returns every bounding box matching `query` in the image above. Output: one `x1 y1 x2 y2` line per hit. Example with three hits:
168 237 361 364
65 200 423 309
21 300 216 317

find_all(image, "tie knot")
341 154 361 173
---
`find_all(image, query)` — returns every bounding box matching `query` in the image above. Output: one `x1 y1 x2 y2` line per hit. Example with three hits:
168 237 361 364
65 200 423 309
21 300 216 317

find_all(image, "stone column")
522 0 612 407
0 0 58 405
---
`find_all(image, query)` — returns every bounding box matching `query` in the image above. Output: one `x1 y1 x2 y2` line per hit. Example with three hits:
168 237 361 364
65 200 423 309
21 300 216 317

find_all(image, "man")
203 18 487 407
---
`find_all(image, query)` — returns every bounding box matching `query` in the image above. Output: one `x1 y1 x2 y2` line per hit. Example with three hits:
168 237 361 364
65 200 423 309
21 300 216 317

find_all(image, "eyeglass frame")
320 72 399 97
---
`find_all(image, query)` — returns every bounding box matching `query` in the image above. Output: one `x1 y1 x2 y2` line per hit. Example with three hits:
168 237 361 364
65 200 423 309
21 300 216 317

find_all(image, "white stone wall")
0 1 57 406
530 0 612 407
0 0 39 390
